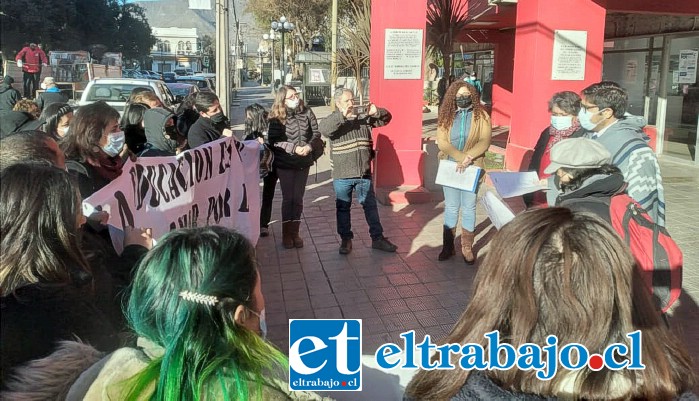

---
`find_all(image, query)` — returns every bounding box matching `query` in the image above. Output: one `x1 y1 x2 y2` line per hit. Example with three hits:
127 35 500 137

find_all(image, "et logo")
289 319 362 391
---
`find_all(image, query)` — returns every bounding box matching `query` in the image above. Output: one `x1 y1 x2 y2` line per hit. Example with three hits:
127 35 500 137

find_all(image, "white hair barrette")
179 290 219 306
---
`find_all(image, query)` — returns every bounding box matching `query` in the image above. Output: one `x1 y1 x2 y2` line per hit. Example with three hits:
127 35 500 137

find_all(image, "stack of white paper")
435 160 481 192
488 171 547 198
480 190 516 230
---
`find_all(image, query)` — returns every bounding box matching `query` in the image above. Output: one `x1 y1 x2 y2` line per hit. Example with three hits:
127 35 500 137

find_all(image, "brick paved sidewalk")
231 82 699 390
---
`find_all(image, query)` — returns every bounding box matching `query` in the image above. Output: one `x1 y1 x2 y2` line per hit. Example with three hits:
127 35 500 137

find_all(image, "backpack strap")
612 137 647 165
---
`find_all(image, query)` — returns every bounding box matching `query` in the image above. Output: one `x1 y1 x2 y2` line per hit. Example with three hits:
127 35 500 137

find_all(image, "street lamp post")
257 45 265 85
263 30 277 91
271 16 294 86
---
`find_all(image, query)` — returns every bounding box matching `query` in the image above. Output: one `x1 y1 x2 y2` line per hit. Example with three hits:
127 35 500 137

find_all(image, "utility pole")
215 0 230 117
330 0 338 111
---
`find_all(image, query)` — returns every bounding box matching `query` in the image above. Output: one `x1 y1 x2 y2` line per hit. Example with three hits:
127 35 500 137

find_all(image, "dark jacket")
556 172 626 223
140 108 177 157
0 81 21 114
0 282 120 384
187 116 221 149
528 125 586 175
65 160 114 199
36 89 69 111
268 107 321 170
319 108 391 179
0 111 41 139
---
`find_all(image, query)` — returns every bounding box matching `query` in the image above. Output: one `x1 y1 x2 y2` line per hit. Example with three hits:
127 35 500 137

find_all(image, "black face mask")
209 111 227 124
164 125 178 137
456 96 472 109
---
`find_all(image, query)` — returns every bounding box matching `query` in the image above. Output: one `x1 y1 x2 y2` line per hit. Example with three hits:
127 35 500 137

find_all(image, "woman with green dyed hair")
68 226 332 401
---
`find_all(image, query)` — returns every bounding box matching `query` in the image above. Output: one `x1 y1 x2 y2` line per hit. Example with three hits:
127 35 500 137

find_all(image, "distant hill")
135 0 261 50
135 0 216 36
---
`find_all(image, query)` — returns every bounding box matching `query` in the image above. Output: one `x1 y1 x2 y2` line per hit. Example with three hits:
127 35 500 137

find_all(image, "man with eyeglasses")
578 82 665 226
319 88 397 254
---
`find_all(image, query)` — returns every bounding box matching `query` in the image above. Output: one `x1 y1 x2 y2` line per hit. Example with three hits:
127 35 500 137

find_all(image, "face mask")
59 126 69 137
249 308 267 339
285 98 300 109
456 96 472 109
208 111 227 125
101 130 125 157
550 115 573 131
40 83 47 90
577 108 600 131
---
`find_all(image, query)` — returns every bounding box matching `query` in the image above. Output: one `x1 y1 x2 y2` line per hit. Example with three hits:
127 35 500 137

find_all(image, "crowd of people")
0 49 696 400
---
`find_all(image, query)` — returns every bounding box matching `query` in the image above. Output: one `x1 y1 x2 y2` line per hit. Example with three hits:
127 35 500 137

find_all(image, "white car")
79 78 178 114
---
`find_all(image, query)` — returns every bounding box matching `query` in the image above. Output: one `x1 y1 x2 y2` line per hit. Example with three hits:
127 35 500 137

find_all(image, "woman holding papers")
436 81 492 264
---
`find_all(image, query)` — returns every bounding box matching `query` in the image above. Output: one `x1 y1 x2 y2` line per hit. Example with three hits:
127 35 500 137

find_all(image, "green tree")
113 2 156 61
1 0 153 61
337 0 370 103
426 0 470 80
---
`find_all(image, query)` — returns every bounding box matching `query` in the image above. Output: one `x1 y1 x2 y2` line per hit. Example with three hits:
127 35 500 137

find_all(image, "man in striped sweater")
579 83 666 226
319 88 398 254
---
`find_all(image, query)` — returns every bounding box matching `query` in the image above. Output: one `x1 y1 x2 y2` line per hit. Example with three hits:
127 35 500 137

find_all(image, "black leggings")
276 167 310 221
23 71 40 98
260 168 278 228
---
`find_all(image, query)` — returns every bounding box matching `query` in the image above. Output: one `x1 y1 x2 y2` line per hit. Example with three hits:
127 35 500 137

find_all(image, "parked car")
79 78 178 115
173 67 194 76
162 72 177 83
176 75 215 92
122 69 147 79
166 82 199 102
145 70 163 80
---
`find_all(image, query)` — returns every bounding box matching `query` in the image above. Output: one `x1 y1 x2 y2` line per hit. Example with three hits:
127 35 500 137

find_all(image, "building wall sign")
384 29 423 80
678 49 697 84
551 30 587 81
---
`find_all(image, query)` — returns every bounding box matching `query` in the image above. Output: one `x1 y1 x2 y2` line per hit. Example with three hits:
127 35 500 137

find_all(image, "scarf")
547 120 581 151
89 153 124 182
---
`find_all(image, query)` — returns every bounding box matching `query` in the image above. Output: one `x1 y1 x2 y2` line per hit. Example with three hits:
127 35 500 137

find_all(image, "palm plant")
426 0 471 79
337 0 370 103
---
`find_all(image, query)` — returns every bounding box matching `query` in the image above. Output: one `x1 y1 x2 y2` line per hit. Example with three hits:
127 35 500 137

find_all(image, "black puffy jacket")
268 107 321 169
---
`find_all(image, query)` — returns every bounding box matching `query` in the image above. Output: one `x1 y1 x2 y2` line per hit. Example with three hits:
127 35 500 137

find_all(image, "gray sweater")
586 117 666 226
319 108 392 179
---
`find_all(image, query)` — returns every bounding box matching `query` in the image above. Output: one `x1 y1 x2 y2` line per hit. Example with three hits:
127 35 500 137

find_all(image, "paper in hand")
480 190 516 230
489 171 547 198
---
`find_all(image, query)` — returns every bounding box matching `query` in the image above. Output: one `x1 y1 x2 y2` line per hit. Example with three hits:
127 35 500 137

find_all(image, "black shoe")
339 238 352 254
260 227 269 237
372 237 397 252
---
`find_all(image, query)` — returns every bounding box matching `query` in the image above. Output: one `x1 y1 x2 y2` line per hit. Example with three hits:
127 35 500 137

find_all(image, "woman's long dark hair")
244 103 268 140
60 101 120 163
0 163 91 296
405 208 696 400
39 102 73 138
437 80 487 130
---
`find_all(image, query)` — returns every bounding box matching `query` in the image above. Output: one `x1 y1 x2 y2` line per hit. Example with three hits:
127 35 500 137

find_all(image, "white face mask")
40 83 47 90
101 130 125 157
550 115 574 131
285 98 300 109
58 126 69 137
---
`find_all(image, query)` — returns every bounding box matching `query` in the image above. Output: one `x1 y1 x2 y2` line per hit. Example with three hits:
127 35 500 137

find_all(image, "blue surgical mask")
550 115 573 131
577 108 599 131
101 130 125 157
249 308 267 339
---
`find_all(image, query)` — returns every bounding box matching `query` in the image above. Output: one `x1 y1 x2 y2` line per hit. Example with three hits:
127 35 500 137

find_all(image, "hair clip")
179 290 218 306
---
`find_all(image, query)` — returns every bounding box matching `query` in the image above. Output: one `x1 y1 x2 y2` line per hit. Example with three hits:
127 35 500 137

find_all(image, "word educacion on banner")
118 139 244 229
375 330 645 379
83 137 261 252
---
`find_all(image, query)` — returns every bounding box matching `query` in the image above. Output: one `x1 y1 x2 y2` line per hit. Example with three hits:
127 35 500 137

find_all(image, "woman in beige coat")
436 81 492 264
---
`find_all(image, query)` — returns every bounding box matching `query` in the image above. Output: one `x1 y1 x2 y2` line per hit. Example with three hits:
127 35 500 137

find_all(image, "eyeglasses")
286 93 299 100
580 103 599 111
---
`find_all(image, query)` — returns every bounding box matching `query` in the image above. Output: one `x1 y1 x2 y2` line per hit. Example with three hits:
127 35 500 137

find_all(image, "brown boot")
438 226 456 261
281 221 295 249
461 230 476 265
291 220 304 248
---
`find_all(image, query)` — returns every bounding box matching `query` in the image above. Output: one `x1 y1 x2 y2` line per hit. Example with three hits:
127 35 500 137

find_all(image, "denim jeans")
443 186 478 232
277 167 309 221
333 178 384 240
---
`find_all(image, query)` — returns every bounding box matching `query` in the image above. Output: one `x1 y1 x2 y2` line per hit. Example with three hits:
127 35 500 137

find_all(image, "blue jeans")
333 178 384 241
443 186 477 232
